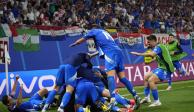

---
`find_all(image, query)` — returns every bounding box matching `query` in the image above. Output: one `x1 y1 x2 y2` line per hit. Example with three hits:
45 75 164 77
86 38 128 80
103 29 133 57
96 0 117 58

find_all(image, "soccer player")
77 64 136 111
69 26 141 108
165 33 187 90
2 76 49 112
130 35 175 107
74 78 109 112
42 52 94 112
2 75 20 111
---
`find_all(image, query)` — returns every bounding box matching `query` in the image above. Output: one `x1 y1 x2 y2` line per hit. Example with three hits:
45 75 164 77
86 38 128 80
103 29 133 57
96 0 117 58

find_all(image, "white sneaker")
149 101 162 107
140 97 151 104
166 86 172 91
57 107 64 112
42 104 49 112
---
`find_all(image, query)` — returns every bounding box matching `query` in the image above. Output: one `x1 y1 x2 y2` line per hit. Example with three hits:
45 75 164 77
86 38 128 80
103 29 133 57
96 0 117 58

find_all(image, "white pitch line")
121 86 194 97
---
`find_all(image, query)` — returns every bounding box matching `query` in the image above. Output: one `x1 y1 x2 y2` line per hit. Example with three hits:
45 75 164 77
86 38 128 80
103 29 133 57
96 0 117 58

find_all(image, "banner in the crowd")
13 28 40 51
117 33 142 46
106 28 117 35
0 37 9 64
0 60 193 99
40 29 66 41
190 32 194 49
1 24 12 37
65 26 83 37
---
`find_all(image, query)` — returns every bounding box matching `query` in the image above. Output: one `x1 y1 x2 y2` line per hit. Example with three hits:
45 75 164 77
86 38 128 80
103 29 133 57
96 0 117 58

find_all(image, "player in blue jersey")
74 78 109 112
2 75 20 111
131 35 175 107
42 52 95 112
69 26 141 109
2 76 50 112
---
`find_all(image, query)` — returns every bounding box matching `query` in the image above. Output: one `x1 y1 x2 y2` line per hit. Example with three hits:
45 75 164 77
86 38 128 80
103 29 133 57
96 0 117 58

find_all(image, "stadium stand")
0 0 193 33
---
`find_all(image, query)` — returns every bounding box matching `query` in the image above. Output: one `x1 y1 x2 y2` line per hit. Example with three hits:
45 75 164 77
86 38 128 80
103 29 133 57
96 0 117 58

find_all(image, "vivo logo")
0 73 56 95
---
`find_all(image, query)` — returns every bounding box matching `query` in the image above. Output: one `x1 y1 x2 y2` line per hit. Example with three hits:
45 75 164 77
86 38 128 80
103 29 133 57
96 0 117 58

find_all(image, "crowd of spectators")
0 0 194 33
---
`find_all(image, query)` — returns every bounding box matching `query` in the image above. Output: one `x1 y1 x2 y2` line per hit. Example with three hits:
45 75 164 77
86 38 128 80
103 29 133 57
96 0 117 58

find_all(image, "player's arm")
69 37 86 47
16 84 23 107
10 75 19 96
130 51 156 57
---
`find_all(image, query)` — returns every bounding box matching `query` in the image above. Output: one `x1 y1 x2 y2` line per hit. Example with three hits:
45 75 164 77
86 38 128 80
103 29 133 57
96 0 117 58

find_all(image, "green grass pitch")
1 80 194 112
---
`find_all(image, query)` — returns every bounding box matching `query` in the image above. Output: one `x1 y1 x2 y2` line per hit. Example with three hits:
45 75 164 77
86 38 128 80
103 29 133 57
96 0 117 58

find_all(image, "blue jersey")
83 29 121 55
75 78 100 105
56 53 92 87
17 101 34 111
83 29 125 72
13 93 44 111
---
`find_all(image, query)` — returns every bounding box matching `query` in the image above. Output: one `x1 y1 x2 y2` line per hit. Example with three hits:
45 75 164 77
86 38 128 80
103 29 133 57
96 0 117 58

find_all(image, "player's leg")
115 93 131 108
30 88 49 111
75 81 89 112
173 61 186 75
42 64 66 112
58 85 75 112
140 72 153 104
148 74 161 107
147 68 166 107
100 88 129 107
42 85 60 112
106 70 117 97
57 64 77 111
118 71 137 98
166 75 172 90
118 71 141 110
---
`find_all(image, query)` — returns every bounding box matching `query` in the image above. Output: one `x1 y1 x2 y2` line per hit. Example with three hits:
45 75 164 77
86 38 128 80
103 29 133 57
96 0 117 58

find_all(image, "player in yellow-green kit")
165 33 187 90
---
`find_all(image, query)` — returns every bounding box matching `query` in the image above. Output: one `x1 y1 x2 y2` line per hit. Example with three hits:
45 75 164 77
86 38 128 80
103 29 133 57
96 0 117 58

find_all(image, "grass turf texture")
0 80 194 112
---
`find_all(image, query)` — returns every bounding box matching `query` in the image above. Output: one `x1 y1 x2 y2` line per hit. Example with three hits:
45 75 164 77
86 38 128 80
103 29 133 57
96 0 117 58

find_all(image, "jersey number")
103 31 114 41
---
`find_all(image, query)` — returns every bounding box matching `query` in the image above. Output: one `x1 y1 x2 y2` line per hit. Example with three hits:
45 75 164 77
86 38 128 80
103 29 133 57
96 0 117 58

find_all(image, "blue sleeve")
153 46 162 55
83 30 95 39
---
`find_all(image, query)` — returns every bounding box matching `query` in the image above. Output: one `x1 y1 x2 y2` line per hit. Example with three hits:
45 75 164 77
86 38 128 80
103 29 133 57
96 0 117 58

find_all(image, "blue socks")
120 77 136 97
144 87 150 97
152 89 159 101
60 92 72 108
107 76 116 97
45 90 57 104
168 78 172 86
115 93 130 106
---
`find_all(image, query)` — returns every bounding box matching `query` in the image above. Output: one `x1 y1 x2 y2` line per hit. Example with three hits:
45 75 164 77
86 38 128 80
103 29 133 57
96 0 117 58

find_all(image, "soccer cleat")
97 101 110 112
85 105 91 112
57 107 64 112
133 96 141 110
149 101 162 107
41 104 49 112
127 108 134 112
140 97 151 104
166 86 172 91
